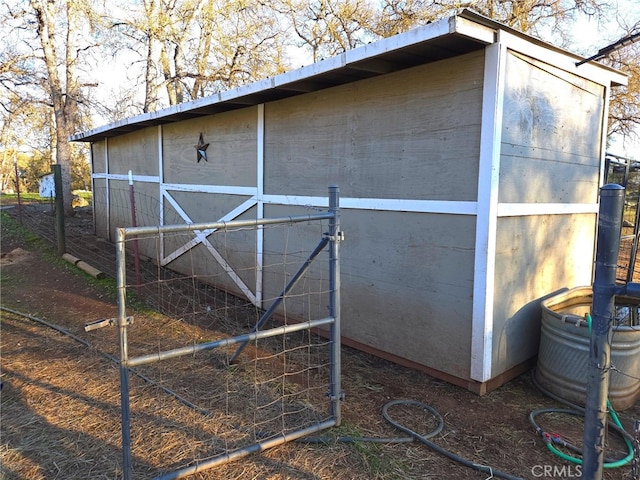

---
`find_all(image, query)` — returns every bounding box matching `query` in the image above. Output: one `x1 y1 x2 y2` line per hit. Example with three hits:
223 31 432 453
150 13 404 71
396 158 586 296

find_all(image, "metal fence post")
116 228 133 480
328 184 343 425
582 183 625 480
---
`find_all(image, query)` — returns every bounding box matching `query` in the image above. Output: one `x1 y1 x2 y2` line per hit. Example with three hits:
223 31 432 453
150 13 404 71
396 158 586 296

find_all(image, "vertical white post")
105 138 111 240
256 104 265 306
471 39 507 383
158 125 165 260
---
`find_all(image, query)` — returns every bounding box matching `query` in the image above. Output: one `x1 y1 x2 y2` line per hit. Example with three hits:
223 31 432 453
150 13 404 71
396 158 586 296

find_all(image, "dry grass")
3 301 638 479
1 308 362 480
2 206 639 479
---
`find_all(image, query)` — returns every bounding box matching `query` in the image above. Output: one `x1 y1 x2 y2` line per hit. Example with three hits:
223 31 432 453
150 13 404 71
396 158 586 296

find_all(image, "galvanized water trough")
536 286 640 410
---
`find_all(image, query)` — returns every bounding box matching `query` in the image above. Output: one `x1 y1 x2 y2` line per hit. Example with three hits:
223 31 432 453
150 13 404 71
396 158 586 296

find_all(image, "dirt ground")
1 203 639 480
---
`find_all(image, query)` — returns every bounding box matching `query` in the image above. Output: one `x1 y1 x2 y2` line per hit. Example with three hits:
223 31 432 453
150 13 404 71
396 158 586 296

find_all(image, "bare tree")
372 0 443 37
275 0 377 63
0 0 100 215
108 0 288 109
602 22 640 143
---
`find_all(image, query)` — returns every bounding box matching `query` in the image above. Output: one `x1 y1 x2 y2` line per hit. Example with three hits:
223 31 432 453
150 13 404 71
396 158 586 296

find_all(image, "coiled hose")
530 372 634 469
530 311 634 469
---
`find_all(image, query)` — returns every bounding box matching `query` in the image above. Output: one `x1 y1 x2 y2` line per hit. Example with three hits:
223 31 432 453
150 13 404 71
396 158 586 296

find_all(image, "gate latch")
323 231 345 242
84 316 134 332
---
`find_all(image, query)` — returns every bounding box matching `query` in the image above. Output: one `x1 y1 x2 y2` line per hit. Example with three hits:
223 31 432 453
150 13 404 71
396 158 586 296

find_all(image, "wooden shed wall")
263 204 477 378
264 51 484 200
260 53 484 378
93 178 108 240
162 109 258 186
108 128 159 177
489 50 603 378
491 213 596 377
499 52 605 204
91 141 106 174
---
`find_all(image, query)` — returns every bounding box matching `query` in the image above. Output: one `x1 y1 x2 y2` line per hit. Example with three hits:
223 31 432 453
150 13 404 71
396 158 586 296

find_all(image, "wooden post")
52 164 66 255
13 158 22 224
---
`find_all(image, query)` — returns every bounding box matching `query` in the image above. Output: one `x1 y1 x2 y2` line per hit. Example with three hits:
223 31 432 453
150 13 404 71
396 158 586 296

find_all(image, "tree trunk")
54 112 74 217
31 0 76 216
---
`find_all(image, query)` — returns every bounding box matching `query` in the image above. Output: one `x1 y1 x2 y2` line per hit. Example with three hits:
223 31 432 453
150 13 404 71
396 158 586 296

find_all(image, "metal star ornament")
195 133 209 163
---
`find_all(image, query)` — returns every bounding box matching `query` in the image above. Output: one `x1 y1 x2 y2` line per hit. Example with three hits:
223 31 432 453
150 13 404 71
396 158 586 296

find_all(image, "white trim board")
92 173 160 183
471 40 506 383
91 177 600 219
497 203 599 217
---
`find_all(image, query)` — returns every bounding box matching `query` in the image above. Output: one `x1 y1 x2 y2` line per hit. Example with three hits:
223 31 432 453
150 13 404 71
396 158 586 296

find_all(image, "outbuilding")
71 9 627 394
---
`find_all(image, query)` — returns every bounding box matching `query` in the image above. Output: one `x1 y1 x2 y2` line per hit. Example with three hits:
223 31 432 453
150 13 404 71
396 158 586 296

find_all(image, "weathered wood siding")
93 178 109 239
264 51 484 201
162 109 258 186
263 204 477 379
90 142 109 239
91 142 106 174
261 53 484 378
492 213 595 376
340 209 476 378
499 52 604 204
108 129 159 176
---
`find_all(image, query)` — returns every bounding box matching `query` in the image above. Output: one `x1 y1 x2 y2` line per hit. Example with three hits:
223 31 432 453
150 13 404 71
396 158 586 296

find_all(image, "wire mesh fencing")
605 153 640 283
83 187 343 479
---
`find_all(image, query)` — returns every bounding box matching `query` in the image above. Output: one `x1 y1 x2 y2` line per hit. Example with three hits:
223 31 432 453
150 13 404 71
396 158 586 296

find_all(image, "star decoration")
195 133 209 163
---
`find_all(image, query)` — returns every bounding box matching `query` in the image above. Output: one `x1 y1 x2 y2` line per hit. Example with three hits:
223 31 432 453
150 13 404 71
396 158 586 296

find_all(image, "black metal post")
52 164 66 255
582 184 625 480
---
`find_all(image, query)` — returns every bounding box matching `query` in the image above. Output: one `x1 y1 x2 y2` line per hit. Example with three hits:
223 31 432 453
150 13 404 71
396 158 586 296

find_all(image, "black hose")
302 399 523 480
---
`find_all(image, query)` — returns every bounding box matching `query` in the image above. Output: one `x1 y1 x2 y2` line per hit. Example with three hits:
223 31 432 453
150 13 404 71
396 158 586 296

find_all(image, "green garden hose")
529 313 634 469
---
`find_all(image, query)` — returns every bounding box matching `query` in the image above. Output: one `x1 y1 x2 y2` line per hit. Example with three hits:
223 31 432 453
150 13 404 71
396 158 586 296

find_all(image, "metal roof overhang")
70 9 624 143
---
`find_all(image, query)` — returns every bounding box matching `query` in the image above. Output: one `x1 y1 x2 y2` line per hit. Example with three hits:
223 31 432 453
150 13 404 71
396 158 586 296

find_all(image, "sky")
91 2 640 158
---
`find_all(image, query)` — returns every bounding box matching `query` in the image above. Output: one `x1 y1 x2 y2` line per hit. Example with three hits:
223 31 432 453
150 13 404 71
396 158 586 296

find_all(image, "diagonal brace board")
161 193 259 303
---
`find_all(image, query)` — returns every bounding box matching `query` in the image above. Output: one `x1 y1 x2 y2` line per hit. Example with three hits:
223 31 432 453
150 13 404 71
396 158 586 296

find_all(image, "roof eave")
71 12 496 143
71 9 627 144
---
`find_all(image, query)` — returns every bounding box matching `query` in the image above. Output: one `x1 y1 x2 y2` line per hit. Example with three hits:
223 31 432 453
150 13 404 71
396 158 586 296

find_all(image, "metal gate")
93 186 342 479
